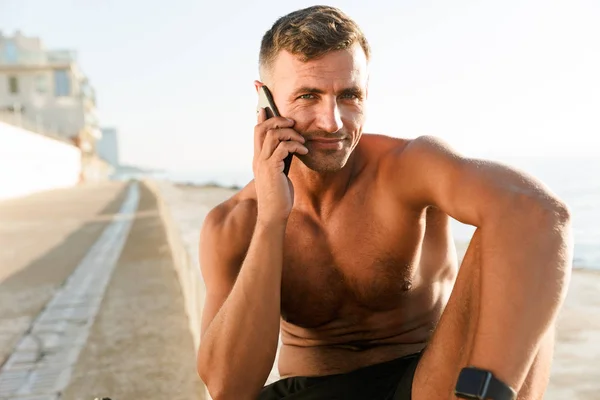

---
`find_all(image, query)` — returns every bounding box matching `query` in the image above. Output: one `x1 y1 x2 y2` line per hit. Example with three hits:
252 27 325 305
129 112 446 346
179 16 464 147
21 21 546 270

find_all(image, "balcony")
80 82 97 109
47 50 78 64
0 48 45 67
0 49 77 71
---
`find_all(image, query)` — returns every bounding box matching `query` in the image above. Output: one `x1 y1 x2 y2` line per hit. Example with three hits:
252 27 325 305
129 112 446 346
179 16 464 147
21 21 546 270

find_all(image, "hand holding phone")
257 86 294 176
253 85 308 225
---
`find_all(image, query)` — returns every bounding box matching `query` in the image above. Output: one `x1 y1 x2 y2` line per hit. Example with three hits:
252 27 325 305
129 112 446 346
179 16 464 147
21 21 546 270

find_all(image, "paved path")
0 182 203 399
0 182 128 372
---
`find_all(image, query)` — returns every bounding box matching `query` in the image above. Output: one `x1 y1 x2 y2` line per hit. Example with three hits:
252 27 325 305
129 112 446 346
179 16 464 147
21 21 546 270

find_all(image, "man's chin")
295 154 349 173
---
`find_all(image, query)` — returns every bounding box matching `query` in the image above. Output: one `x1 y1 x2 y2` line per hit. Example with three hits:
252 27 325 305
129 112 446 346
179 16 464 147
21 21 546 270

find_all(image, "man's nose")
316 99 343 134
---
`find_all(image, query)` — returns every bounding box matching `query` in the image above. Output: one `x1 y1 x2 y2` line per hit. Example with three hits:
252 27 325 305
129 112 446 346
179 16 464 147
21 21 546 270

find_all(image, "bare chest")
281 205 425 328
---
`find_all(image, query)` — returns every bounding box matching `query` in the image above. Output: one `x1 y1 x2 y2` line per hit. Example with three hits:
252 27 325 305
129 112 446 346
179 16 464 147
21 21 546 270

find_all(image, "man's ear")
254 80 264 93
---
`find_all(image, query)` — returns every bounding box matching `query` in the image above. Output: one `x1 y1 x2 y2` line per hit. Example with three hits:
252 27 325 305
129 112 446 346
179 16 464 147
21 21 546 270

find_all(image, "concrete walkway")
0 182 128 371
0 182 203 399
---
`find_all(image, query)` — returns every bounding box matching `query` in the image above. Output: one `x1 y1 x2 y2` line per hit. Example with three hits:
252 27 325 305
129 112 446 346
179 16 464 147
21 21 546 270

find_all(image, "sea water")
165 156 600 269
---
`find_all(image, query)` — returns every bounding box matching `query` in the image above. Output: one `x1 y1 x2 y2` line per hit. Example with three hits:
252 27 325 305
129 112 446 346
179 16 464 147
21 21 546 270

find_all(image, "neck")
288 151 361 219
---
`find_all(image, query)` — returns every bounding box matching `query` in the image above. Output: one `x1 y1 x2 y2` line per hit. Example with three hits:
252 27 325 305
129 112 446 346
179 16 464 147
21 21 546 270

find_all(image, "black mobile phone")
257 85 293 176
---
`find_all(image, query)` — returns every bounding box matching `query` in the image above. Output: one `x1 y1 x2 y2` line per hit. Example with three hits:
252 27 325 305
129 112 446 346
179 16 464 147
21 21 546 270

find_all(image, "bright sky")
1 0 598 174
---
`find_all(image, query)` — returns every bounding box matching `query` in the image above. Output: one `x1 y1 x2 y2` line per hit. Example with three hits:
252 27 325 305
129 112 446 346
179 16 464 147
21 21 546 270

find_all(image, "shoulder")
366 134 465 207
365 134 455 158
199 181 258 274
202 182 258 236
402 135 459 159
359 133 410 156
371 134 463 172
358 133 450 173
360 133 454 160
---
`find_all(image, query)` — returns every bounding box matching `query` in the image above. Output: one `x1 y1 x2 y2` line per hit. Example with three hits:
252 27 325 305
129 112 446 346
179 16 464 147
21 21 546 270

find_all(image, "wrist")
256 216 288 233
455 366 516 400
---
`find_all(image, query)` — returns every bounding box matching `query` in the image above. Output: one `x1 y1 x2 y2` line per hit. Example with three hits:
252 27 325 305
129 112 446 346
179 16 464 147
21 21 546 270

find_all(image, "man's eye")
341 93 359 100
299 94 316 99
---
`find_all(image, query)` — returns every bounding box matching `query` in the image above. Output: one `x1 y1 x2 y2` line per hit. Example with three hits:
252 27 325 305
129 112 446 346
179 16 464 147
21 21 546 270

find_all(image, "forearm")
467 201 572 392
199 221 286 399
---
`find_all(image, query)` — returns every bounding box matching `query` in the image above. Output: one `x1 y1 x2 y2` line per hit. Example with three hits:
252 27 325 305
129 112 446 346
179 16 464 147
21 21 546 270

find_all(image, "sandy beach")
157 181 600 400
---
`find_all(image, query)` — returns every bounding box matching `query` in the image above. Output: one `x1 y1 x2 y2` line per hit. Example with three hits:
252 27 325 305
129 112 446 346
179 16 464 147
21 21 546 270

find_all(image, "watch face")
455 368 491 399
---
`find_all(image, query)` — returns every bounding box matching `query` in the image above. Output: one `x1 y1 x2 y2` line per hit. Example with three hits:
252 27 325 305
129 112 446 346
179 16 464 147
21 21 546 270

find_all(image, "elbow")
197 350 209 390
521 195 574 269
197 347 219 398
198 364 229 400
512 191 571 230
197 350 259 400
203 384 234 400
506 193 573 259
552 199 571 224
197 350 221 399
535 197 574 296
537 196 571 230
203 380 258 400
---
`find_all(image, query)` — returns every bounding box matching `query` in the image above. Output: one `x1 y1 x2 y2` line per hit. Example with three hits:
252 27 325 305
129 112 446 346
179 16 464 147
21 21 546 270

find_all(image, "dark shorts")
258 351 422 400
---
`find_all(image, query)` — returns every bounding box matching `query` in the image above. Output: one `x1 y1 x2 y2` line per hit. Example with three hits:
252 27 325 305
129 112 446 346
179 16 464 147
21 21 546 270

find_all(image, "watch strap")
487 374 517 400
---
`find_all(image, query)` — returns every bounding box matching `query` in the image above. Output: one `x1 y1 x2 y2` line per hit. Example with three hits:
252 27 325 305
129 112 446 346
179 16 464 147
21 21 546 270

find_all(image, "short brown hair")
259 5 371 77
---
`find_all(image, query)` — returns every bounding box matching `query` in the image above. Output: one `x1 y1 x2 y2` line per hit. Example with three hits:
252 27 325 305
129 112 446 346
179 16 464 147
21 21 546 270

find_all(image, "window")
4 41 18 63
35 75 48 93
54 69 71 96
8 76 18 94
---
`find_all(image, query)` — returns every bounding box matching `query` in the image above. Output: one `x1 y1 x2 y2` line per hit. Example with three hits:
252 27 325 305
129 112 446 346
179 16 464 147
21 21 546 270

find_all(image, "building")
0 30 105 181
98 127 120 168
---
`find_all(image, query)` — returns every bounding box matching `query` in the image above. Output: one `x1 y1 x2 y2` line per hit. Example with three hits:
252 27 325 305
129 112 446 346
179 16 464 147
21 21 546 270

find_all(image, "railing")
0 111 75 145
47 49 78 64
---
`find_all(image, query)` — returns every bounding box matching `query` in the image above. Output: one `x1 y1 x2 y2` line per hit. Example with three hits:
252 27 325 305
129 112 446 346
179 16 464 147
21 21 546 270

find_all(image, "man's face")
260 44 369 173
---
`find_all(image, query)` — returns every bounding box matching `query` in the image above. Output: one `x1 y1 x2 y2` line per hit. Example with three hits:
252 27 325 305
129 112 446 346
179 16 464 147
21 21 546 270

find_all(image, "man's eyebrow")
291 87 326 97
339 86 364 98
291 86 364 97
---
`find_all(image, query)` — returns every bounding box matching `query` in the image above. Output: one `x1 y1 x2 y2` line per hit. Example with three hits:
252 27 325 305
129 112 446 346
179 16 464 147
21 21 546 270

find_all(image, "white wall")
0 121 81 200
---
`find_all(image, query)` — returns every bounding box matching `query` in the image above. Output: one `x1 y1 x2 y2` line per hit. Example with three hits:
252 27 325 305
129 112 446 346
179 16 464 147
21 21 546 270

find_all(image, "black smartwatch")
454 367 517 400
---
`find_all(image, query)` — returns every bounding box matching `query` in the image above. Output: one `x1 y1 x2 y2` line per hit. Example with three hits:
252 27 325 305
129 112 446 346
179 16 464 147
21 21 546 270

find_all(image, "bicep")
199 267 235 339
198 202 256 338
399 136 556 227
198 209 241 338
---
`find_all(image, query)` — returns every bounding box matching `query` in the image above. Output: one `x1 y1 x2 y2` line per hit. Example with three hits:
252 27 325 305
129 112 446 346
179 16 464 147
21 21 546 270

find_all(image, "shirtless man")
197 6 573 400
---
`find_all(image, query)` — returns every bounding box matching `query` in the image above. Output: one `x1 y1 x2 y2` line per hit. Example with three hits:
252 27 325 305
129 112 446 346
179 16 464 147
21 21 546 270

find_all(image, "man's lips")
306 137 346 150
307 137 345 142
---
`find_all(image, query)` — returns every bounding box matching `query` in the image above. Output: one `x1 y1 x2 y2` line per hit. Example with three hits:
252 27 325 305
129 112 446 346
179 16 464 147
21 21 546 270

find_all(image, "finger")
262 116 295 131
270 141 309 164
257 107 267 124
254 115 295 156
261 128 305 159
254 108 266 159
